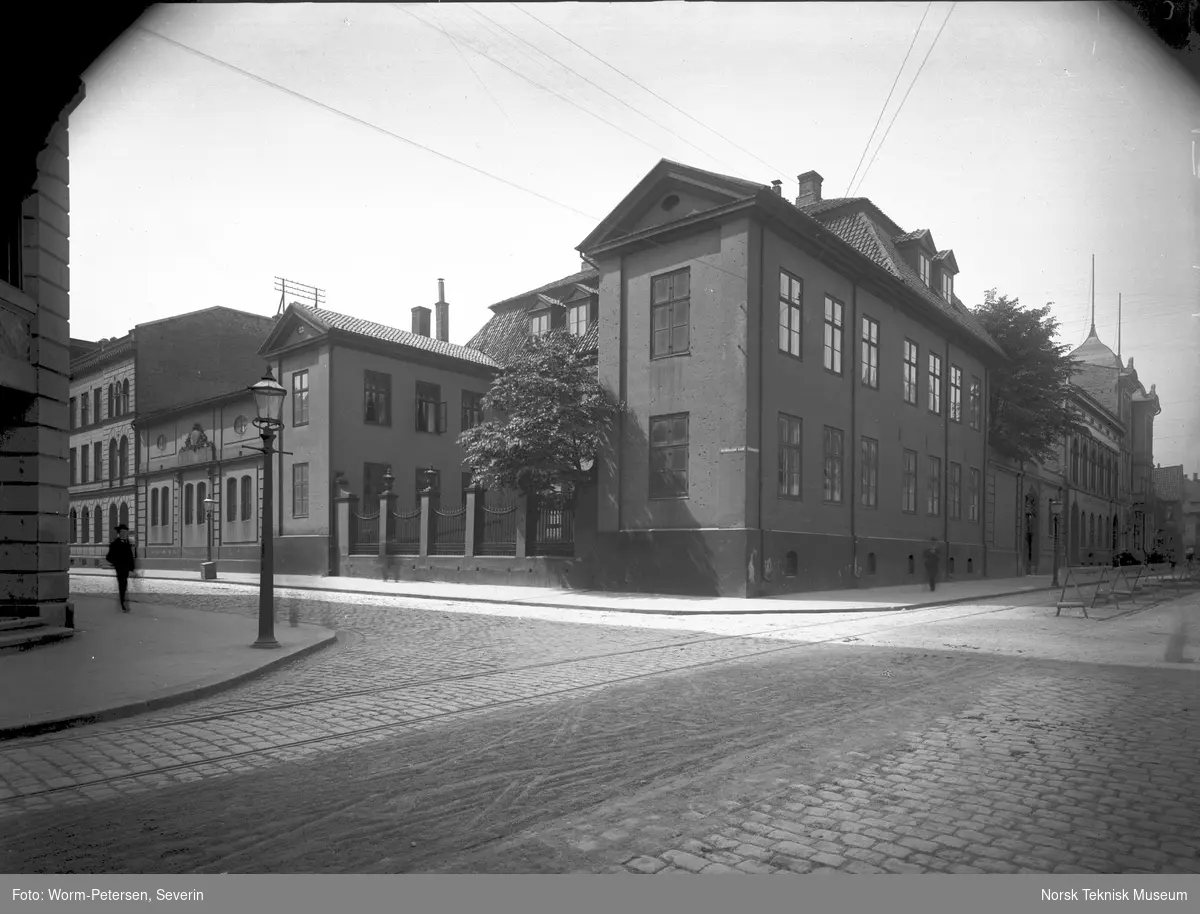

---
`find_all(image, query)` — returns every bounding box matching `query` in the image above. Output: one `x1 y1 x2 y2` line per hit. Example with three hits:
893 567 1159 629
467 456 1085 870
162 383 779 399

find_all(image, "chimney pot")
437 278 445 302
411 305 431 338
795 170 824 208
434 279 449 343
771 180 782 196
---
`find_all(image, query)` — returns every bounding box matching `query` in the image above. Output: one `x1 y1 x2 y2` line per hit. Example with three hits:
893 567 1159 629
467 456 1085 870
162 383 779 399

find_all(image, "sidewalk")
70 567 1056 615
0 593 336 740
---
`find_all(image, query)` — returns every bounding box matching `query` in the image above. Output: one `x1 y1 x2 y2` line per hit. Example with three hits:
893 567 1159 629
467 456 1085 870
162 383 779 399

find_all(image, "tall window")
69 397 76 430
416 381 446 433
860 436 878 507
823 296 844 374
949 366 962 422
902 449 918 514
80 395 89 426
949 462 962 520
1071 438 1079 482
151 489 159 526
968 468 981 522
651 268 690 358
122 379 130 414
293 463 310 517
119 436 128 479
567 302 589 336
94 508 103 543
292 370 310 426
778 413 802 498
69 509 77 543
161 486 171 528
918 252 930 287
81 507 90 543
461 391 484 431
93 389 100 425
119 503 129 529
822 426 844 504
227 477 237 522
649 413 689 498
107 385 114 420
860 317 879 388
109 505 117 539
240 475 252 521
69 448 77 485
928 353 942 414
778 270 803 358
969 377 982 430
184 484 194 525
197 482 207 522
927 456 942 516
941 271 954 301
529 311 551 338
94 442 103 483
109 439 117 482
81 445 89 484
903 340 918 405
364 370 391 425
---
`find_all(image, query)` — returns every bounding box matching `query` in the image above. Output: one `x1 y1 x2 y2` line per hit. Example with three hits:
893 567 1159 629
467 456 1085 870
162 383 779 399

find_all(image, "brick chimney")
771 180 782 196
434 278 449 343
795 170 824 207
411 305 431 337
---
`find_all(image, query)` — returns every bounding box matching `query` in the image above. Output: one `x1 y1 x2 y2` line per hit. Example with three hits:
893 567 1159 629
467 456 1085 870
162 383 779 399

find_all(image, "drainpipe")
982 370 989 576
944 339 951 572
618 254 627 533
757 224 766 598
850 281 859 586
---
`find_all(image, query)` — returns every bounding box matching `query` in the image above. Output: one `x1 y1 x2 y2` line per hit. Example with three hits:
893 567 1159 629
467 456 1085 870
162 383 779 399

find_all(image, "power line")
464 4 746 176
426 7 513 125
135 27 598 221
509 3 793 186
851 1 957 197
845 2 932 197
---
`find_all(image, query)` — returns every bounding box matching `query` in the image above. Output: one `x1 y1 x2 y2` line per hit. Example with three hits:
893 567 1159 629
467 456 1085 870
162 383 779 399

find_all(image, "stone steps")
0 618 75 653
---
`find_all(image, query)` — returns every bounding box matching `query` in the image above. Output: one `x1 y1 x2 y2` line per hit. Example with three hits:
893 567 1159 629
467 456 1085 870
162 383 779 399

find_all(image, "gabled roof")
932 250 959 273
468 269 601 368
487 268 599 313
259 303 498 368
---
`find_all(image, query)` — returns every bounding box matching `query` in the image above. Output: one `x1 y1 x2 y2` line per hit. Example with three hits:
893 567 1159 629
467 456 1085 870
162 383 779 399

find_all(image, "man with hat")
105 523 137 612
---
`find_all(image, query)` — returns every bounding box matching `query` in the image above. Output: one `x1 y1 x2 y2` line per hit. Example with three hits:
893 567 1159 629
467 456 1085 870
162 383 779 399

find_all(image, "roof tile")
302 306 498 367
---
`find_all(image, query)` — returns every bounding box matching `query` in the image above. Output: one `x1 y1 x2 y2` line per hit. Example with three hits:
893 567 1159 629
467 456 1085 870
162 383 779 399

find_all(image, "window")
82 506 92 543
119 436 128 479
784 552 798 577
649 413 689 498
567 302 589 336
969 376 982 430
69 508 77 543
161 487 170 528
151 489 159 527
122 379 130 415
119 502 128 529
902 449 918 513
94 442 103 482
240 475 252 522
778 413 802 498
416 381 446 434
197 482 207 522
903 340 918 405
928 353 942 414
1071 438 1079 483
80 445 89 484
80 395 89 427
650 268 690 358
968 468 981 522
107 385 114 420
529 310 552 338
778 270 803 358
227 478 237 522
69 448 77 486
93 389 100 426
108 439 117 482
823 296 844 374
949 366 962 422
860 317 879 388
941 271 954 302
363 462 390 507
461 391 484 431
949 462 962 520
293 463 309 517
860 437 878 507
364 370 391 425
108 505 117 539
292 370 309 426
69 398 76 430
918 252 930 286
822 426 844 504
184 484 194 525
927 456 942 515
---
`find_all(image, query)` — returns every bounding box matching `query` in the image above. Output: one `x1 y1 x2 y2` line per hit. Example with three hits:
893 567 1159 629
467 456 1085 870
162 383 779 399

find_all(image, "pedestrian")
105 523 137 612
923 538 941 592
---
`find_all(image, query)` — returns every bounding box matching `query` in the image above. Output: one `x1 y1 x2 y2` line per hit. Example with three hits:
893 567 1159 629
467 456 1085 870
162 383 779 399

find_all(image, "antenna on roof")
1117 292 1122 361
274 277 326 315
1089 253 1095 336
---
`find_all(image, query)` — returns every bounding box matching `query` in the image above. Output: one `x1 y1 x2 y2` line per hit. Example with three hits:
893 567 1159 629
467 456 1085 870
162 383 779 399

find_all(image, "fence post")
419 483 439 558
516 491 539 559
335 489 358 565
379 468 397 560
465 485 485 558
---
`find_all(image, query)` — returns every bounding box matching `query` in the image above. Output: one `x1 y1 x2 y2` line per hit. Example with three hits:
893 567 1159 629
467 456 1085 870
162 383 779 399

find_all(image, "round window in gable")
156 434 166 451
660 194 681 212
234 416 248 435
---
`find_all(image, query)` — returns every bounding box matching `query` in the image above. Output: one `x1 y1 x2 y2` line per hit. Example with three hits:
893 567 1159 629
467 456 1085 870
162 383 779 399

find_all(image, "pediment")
258 305 329 356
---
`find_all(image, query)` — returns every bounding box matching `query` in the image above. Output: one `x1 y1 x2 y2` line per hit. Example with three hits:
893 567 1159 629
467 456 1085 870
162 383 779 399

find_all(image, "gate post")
465 484 485 558
418 472 440 559
379 468 397 559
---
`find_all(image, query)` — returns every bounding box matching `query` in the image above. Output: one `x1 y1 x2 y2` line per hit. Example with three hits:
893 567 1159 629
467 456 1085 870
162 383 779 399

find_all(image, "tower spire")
1117 292 1122 361
1089 253 1096 335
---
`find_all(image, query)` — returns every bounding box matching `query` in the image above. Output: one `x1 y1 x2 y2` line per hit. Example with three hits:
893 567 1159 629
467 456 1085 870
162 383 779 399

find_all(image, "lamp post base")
251 638 281 649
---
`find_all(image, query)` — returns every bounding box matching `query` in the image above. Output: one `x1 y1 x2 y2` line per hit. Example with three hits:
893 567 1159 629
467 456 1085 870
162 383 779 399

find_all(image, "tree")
459 329 623 498
973 291 1087 465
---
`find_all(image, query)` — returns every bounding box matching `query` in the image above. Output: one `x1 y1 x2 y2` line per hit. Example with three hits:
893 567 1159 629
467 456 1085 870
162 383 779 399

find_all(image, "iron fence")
387 506 422 555
351 510 380 555
533 503 574 557
478 500 518 556
431 503 467 556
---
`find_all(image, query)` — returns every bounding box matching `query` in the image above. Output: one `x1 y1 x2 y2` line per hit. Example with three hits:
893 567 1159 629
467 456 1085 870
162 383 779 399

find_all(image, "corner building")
579 160 1007 597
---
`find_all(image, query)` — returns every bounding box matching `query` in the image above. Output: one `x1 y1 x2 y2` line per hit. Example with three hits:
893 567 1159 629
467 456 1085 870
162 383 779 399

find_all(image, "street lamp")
249 366 287 650
1050 499 1063 587
202 496 218 580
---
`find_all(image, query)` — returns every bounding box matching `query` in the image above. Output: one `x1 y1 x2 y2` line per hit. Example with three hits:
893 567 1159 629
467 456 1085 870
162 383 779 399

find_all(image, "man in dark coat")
105 524 137 612
923 538 941 592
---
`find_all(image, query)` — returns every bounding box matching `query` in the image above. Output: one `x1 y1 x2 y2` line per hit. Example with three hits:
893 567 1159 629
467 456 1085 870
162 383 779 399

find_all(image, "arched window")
241 475 252 521
119 436 129 479
108 439 118 481
94 507 103 543
69 508 77 543
107 384 114 420
197 482 207 521
784 551 798 577
184 484 194 525
151 489 159 526
227 478 237 522
108 504 118 539
866 552 877 574
161 486 170 529
119 502 129 529
121 379 130 414
82 507 90 543
1070 439 1079 482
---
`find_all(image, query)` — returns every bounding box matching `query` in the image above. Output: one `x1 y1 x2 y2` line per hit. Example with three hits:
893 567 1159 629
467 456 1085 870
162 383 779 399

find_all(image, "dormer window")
567 302 589 336
529 311 552 338
918 253 930 287
941 271 953 301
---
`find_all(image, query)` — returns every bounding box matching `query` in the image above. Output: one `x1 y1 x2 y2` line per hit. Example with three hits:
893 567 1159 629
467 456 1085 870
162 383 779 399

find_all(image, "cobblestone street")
1 578 1197 874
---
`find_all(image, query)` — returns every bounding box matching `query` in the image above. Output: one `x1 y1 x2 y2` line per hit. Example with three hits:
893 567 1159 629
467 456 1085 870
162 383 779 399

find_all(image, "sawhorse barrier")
1056 565 1123 618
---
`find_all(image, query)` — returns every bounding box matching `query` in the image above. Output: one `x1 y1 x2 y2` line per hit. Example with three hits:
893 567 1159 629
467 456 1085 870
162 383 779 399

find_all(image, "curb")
70 569 1055 617
0 630 339 742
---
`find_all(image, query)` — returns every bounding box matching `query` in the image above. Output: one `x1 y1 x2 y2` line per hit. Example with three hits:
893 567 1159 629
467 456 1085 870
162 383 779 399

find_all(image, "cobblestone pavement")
1 578 1197 874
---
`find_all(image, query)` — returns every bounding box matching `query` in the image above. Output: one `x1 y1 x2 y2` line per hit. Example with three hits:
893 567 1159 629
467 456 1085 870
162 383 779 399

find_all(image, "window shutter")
437 401 447 434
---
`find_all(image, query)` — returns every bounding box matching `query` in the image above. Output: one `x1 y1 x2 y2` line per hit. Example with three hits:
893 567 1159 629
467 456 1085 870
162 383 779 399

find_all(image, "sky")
70 2 1200 470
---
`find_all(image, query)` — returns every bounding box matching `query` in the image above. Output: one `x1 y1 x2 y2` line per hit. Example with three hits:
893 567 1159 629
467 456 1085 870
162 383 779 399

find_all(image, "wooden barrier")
1109 564 1141 604
1056 565 1122 618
